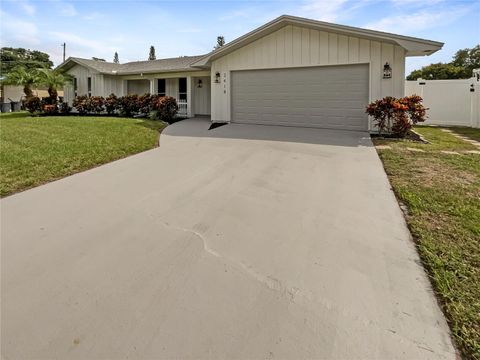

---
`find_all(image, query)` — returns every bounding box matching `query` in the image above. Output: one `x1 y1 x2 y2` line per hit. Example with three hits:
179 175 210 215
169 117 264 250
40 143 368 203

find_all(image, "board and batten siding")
211 24 406 128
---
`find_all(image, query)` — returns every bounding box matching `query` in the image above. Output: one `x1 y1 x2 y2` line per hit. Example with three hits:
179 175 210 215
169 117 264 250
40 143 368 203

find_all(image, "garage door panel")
231 65 370 131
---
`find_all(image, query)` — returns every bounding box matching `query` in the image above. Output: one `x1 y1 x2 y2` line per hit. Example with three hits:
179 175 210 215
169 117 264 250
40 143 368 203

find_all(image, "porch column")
186 75 193 117
149 78 157 94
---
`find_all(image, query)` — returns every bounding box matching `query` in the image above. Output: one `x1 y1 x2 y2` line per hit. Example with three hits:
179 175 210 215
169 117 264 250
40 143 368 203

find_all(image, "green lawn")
449 126 480 142
373 127 480 360
0 112 166 197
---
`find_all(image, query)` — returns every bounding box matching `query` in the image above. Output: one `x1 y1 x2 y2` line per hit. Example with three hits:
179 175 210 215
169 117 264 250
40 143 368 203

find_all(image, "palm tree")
1 66 39 98
37 68 72 102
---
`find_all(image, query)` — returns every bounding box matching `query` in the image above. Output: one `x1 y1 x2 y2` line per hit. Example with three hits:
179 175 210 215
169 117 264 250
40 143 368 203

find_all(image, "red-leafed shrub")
72 95 89 115
88 96 105 114
366 95 427 137
118 94 140 117
23 96 41 113
105 93 118 115
152 96 178 122
42 104 58 115
138 93 152 115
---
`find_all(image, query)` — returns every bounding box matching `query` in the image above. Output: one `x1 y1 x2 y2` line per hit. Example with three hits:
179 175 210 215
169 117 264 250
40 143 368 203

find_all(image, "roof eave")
191 15 443 66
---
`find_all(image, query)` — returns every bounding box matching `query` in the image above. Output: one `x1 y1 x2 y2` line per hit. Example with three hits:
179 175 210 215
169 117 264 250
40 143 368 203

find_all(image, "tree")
214 36 225 50
451 45 480 75
1 66 39 98
113 52 119 64
406 63 468 80
148 46 156 60
37 68 72 102
0 47 53 76
407 44 479 80
92 57 106 62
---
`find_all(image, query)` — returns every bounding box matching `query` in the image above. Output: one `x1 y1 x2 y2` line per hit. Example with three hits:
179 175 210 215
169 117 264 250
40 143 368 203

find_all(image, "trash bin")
1 103 11 113
11 102 21 112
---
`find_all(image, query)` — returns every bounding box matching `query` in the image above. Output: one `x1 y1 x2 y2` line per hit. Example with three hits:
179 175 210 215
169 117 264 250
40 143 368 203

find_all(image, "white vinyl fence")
405 74 480 128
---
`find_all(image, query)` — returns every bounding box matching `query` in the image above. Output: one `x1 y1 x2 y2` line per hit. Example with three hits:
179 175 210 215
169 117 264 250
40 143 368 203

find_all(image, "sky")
0 0 479 75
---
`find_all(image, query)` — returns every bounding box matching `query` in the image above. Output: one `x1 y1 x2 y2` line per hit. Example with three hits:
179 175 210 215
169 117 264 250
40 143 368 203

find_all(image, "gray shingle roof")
63 55 206 75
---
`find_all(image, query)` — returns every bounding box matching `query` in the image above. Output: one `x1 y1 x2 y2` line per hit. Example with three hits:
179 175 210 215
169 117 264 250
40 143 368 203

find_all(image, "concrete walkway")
1 119 455 359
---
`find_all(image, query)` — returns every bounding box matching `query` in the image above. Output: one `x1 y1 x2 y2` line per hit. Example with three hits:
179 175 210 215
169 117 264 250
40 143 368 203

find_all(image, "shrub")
72 95 89 115
152 96 178 122
23 96 41 113
88 96 105 114
42 104 58 115
117 94 140 117
59 101 72 114
138 93 152 115
366 95 427 137
105 93 118 115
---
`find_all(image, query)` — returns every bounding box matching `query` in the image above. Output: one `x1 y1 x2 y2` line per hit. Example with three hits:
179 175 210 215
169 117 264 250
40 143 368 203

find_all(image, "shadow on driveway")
163 118 373 148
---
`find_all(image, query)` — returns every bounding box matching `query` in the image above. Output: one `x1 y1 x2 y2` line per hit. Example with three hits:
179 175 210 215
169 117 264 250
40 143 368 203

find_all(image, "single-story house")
58 15 443 131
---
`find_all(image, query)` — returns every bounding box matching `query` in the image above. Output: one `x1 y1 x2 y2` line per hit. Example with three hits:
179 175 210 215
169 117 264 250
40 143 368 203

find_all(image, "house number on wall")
223 73 227 94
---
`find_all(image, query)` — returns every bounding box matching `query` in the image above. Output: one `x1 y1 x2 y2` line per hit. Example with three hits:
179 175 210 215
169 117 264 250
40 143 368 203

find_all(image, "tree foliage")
407 44 479 80
37 68 72 102
148 46 156 61
0 47 53 76
214 36 225 50
1 66 40 98
113 52 119 64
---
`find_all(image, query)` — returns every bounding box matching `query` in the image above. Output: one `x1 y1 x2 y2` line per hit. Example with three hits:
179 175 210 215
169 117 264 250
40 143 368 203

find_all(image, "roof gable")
192 15 444 67
57 55 206 75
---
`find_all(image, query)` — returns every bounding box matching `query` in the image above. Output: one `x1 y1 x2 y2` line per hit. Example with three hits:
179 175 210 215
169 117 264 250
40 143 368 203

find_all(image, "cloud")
298 0 348 22
18 0 35 16
48 31 118 59
390 0 444 6
0 14 39 45
59 2 77 17
363 7 469 34
83 12 101 20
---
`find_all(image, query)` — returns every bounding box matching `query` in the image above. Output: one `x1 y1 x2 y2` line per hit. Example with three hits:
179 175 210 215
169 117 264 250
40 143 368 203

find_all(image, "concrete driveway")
1 119 455 359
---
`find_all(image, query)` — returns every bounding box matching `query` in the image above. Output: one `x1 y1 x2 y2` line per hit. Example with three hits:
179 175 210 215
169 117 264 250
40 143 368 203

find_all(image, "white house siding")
64 64 98 104
193 76 211 115
210 24 406 128
103 76 124 97
127 80 150 95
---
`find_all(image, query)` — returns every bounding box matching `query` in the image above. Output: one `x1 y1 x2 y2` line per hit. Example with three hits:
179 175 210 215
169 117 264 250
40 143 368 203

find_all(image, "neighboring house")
58 15 443 131
0 85 64 102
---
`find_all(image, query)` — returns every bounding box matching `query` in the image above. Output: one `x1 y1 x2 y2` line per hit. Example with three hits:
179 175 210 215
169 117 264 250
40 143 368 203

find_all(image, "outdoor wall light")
197 79 203 88
215 72 221 83
383 62 392 79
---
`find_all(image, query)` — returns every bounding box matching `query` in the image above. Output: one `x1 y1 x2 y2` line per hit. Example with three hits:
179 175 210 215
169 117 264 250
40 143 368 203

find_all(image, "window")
87 77 92 97
178 77 187 101
73 77 77 97
158 79 166 96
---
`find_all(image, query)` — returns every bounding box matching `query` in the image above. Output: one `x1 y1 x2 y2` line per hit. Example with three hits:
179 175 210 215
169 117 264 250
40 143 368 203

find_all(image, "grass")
373 126 480 360
0 112 166 197
449 126 480 142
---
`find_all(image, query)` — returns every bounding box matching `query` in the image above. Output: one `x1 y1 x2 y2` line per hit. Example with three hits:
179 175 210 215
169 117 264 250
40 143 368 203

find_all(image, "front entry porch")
125 75 211 118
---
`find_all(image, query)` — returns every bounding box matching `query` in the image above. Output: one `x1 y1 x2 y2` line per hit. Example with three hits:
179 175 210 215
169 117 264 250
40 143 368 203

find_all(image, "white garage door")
231 64 369 131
